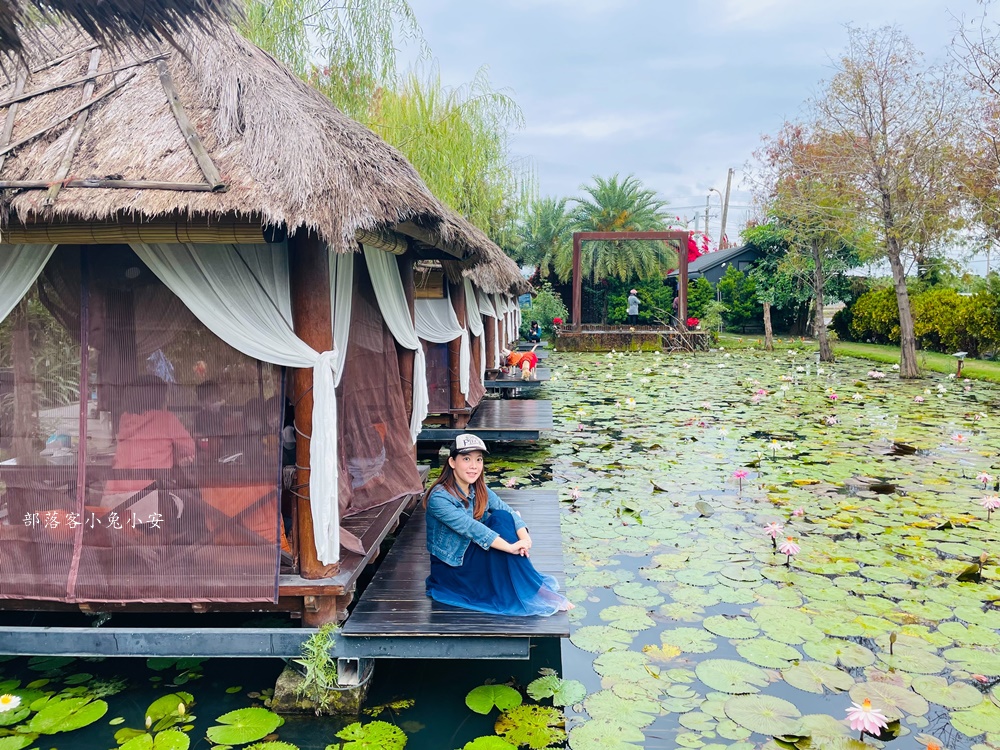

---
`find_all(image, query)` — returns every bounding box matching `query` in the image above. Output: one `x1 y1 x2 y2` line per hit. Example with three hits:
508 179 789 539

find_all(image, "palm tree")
556 174 675 282
514 197 571 278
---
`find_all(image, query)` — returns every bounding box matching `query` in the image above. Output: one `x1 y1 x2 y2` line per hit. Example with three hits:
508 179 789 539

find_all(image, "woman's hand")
516 528 532 550
506 539 531 557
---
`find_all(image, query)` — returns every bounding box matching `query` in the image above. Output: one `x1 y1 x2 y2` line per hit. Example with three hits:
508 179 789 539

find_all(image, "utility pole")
704 196 710 236
719 168 734 250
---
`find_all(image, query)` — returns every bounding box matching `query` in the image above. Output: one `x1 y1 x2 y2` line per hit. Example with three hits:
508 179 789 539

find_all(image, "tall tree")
814 26 964 377
754 123 870 361
557 174 674 282
515 196 572 278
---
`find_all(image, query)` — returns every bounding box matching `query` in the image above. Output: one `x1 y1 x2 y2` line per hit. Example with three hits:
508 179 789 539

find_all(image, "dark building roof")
668 244 761 284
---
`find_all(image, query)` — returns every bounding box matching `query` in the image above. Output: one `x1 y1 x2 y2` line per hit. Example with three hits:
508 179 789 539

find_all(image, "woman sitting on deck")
424 434 571 617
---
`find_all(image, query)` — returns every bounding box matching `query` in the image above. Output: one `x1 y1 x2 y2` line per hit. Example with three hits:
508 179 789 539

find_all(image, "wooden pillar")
448 281 468 428
396 251 416 425
678 240 689 326
289 230 338 580
484 313 496 369
571 233 582 330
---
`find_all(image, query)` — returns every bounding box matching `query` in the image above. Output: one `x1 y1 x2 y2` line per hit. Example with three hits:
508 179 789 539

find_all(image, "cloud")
521 112 673 141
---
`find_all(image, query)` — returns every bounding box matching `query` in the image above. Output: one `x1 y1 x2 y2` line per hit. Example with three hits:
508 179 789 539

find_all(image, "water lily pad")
945 647 1000 675
695 660 769 694
28 697 108 734
567 718 645 750
781 661 854 694
599 605 655 632
583 690 659 728
571 625 634 653
911 675 983 709
703 615 760 640
849 682 929 719
526 675 587 707
335 720 407 750
735 638 802 668
465 685 523 714
246 743 299 750
0 737 37 750
660 627 717 654
952 699 1000 736
495 704 566 749
724 694 802 735
802 638 875 668
205 707 283 745
463 737 517 750
877 645 947 675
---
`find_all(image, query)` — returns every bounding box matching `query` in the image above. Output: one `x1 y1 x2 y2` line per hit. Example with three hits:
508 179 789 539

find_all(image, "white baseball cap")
630 289 638 294
452 433 489 455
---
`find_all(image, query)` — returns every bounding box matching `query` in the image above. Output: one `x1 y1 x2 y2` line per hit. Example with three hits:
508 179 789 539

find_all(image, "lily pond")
2 347 1000 750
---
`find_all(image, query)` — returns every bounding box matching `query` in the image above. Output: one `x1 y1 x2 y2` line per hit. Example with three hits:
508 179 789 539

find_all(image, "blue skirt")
426 509 568 617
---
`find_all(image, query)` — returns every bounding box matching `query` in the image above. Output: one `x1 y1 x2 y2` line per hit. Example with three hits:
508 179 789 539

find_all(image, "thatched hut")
0 24 490 625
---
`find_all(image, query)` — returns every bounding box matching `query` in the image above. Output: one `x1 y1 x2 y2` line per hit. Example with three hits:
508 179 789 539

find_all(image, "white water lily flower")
852 393 864 401
0 695 20 712
717 364 726 369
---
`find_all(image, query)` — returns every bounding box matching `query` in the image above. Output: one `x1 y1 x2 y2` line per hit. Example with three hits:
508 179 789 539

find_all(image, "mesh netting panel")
338 258 421 519
466 332 485 408
422 340 451 413
0 246 282 603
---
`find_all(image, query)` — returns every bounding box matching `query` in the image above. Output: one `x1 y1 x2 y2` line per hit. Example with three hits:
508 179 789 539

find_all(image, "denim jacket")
425 484 527 567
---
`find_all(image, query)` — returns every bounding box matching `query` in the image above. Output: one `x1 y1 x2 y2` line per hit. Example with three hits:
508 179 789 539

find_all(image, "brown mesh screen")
0 246 282 603
466 332 485 408
337 258 421 522
422 340 451 413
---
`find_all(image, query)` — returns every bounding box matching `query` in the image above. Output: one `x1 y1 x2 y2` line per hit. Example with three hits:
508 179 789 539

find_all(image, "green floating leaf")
802 638 875 668
465 685 522 715
494 705 566 750
225 686 243 694
28 697 108 734
120 735 154 750
570 625 634 654
951 698 1000 736
146 692 194 723
848 681 929 720
26 656 74 672
567 718 644 750
0 735 37 750
206 707 283 746
462 738 516 750
735 638 802 668
64 673 93 685
153 728 191 750
334 720 406 750
110 716 126 725
911 675 983 709
703 615 760 640
695 659 769 694
660 627 717 654
781 661 854 694
724 694 802 736
583 690 659 728
526 675 587 706
598 605 655 632
246 743 299 750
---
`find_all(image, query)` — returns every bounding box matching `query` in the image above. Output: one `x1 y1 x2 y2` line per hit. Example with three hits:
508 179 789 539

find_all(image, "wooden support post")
396 251 416 425
678 240 689 326
289 231 339 580
448 281 468 428
572 233 582 331
484 314 497 369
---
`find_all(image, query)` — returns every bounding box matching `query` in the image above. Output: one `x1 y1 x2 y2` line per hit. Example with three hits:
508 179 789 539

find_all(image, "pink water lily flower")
953 433 967 443
504 477 516 488
791 507 805 517
778 537 799 556
570 487 581 501
765 522 784 549
914 396 924 403
978 472 993 488
845 698 889 736
981 496 1000 520
828 393 839 401
733 468 749 491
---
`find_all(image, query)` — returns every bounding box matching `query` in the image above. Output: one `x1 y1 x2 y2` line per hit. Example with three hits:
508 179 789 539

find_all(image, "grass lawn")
716 332 1000 384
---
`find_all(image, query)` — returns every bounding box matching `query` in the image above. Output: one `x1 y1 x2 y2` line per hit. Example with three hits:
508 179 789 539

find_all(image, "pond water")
3 348 1000 750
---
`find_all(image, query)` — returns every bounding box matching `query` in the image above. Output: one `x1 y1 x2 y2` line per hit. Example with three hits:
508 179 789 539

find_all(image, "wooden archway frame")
570 231 691 330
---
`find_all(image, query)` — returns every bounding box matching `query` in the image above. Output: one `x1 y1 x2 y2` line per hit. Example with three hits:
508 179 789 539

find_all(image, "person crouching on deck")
501 345 539 380
424 434 572 616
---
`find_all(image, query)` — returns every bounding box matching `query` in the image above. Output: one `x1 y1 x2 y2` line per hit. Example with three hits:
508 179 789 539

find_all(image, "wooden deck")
342 489 568 642
485 367 550 390
418 399 553 442
517 340 547 350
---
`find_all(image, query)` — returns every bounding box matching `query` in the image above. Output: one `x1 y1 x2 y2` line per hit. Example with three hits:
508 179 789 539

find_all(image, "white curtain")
131 241 344 565
0 244 58 325
463 279 486 381
416 289 470 396
363 245 428 442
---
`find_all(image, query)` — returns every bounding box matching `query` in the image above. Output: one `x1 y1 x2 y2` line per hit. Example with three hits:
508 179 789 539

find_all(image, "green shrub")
519 282 568 339
606 279 674 325
848 287 899 344
717 266 761 330
830 305 852 340
686 277 714 320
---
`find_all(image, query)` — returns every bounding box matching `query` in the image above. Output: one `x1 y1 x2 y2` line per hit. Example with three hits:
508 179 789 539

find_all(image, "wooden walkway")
517 340 547 350
418 399 553 443
485 367 550 390
342 489 568 642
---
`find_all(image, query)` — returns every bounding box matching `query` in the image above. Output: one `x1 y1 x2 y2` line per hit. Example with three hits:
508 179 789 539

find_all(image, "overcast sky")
403 0 988 268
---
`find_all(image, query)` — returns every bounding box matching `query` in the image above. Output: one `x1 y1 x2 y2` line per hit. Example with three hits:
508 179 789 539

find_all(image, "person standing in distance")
627 289 640 325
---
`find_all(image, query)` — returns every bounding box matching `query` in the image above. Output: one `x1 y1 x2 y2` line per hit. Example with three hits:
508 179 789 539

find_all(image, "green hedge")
837 284 1000 357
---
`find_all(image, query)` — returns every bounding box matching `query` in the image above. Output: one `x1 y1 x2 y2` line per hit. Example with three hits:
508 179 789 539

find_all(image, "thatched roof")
1 0 240 56
453 219 529 296
0 25 488 255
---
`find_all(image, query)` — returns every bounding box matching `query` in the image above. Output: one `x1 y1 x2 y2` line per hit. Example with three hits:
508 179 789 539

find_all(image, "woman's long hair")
424 453 489 520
